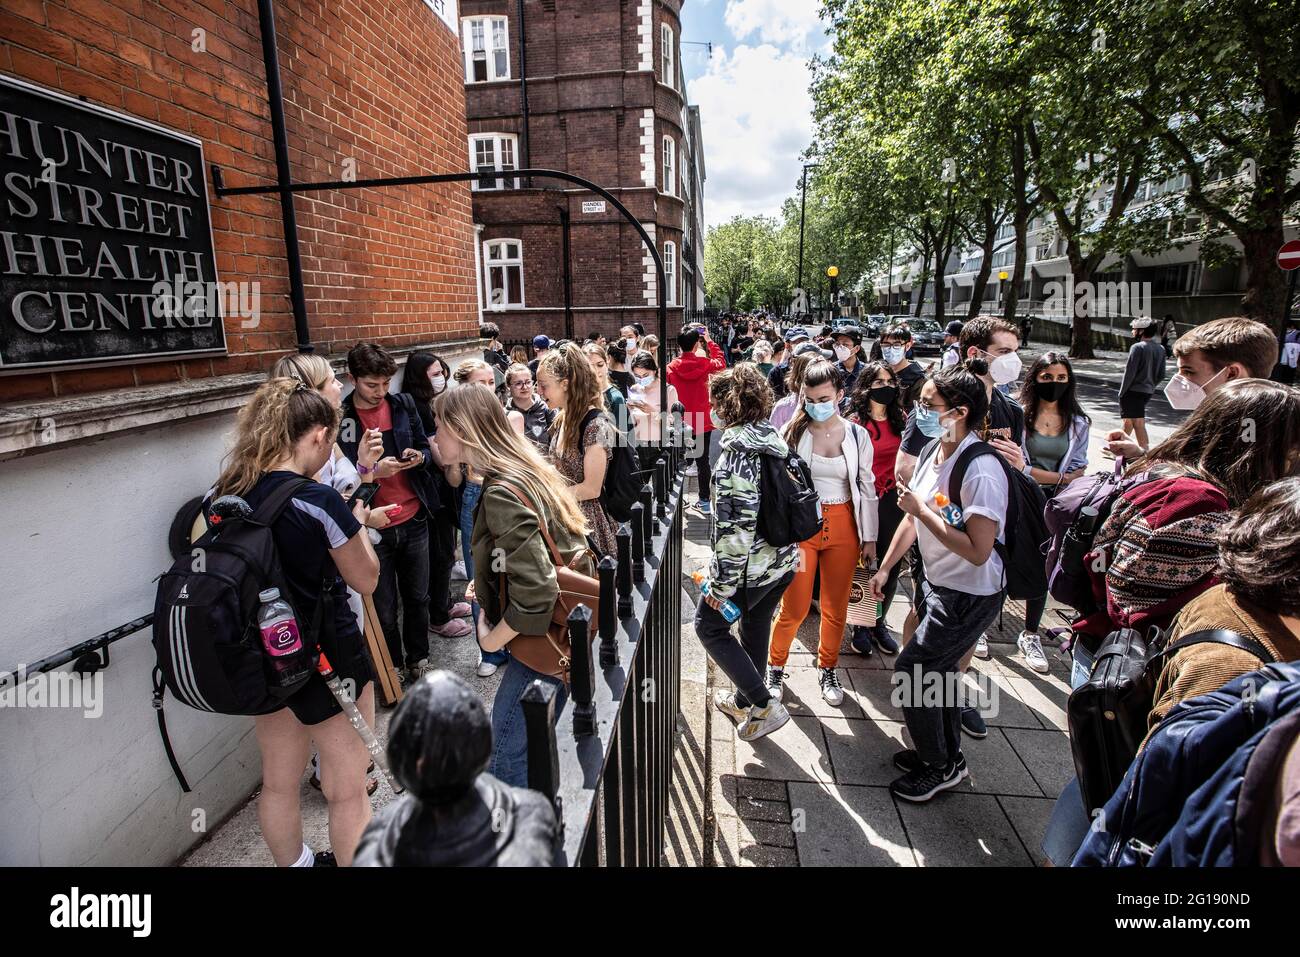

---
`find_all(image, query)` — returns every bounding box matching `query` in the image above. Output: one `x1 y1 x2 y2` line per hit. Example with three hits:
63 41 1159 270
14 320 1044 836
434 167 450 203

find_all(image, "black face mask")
1033 380 1069 403
868 385 898 407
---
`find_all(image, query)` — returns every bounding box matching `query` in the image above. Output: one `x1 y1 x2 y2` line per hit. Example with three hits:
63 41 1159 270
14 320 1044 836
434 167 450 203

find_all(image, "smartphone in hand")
347 483 380 508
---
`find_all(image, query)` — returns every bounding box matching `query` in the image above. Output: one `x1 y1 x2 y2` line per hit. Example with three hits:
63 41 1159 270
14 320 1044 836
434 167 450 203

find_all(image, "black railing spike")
522 679 561 818
568 604 596 736
640 484 656 544
629 504 646 584
597 556 617 668
654 457 668 521
615 523 634 618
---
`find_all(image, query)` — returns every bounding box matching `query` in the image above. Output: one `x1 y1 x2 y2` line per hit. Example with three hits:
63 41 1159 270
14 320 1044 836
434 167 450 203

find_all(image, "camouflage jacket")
706 421 799 602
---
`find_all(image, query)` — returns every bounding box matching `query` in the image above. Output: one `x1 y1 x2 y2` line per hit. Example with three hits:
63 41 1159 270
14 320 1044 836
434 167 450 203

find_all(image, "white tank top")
810 451 851 505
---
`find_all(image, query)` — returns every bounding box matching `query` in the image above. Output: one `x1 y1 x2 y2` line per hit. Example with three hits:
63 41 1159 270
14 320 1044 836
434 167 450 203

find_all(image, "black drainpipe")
559 204 573 340
517 0 531 189
256 0 313 353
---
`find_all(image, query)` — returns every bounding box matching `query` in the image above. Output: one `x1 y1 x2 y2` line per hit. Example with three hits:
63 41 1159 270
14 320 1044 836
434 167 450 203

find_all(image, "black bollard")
629 503 646 584
616 523 634 618
522 679 561 816
568 604 596 736
654 457 668 521
597 555 617 668
640 483 656 545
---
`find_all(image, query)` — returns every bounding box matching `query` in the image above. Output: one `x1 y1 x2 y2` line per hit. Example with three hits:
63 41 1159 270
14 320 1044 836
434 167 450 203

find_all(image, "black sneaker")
848 626 874 656
312 850 337 867
894 748 966 776
889 759 968 803
960 706 988 739
872 623 900 655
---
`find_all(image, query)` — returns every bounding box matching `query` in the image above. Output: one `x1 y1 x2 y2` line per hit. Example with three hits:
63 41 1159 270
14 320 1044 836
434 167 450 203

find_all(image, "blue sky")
680 0 831 231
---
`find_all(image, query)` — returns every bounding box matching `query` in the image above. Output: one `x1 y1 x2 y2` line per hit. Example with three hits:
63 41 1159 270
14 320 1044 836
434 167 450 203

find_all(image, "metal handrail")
1 615 152 689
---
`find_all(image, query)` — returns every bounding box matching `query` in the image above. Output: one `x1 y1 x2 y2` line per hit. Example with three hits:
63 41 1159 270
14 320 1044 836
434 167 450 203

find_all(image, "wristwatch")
1021 463 1034 478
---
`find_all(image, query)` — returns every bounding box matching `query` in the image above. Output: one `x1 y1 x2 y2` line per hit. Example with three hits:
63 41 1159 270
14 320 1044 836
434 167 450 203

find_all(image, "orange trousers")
769 502 860 669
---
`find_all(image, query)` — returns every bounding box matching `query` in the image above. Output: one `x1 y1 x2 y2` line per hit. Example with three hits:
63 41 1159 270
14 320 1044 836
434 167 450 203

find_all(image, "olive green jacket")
471 476 594 637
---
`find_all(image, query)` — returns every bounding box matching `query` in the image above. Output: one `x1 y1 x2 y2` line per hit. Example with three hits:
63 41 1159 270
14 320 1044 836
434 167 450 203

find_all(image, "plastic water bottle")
934 492 964 528
257 588 311 690
692 571 741 623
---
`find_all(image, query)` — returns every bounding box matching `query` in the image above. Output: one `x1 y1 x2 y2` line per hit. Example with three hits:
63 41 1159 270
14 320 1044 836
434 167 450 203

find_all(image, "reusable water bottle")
934 492 964 529
257 588 312 691
692 571 741 623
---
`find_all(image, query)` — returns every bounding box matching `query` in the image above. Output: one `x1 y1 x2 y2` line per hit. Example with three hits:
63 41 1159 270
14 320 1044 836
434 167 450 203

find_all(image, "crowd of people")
200 305 1300 867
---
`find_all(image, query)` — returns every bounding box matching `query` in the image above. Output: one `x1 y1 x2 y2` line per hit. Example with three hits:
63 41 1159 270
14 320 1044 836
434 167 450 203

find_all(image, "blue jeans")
460 480 507 666
1070 640 1095 690
490 658 568 788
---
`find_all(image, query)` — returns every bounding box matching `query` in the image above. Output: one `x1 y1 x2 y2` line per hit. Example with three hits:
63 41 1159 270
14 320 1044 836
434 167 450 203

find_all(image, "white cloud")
688 43 814 229
724 0 823 51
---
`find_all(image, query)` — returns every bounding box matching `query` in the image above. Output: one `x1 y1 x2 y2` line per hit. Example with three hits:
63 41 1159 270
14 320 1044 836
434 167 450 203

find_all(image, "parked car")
908 318 946 355
864 314 889 337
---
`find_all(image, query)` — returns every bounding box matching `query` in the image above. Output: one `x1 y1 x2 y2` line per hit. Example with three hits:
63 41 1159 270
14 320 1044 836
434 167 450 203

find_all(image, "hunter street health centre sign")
0 73 226 372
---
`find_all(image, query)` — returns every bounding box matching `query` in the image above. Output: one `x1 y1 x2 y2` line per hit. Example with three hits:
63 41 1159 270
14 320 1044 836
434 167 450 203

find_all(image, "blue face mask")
915 406 948 438
882 346 906 365
634 374 654 388
804 399 836 422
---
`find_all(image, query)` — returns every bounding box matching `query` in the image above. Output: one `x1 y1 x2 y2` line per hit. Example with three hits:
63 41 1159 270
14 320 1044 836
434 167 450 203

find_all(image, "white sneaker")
451 561 467 580
713 690 748 724
1017 631 1051 674
476 658 499 678
764 666 786 702
819 667 845 707
738 697 791 742
974 636 990 659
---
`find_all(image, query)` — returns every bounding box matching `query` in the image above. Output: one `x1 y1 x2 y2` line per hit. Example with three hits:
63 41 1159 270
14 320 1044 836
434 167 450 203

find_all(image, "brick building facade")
1 0 478 404
0 0 481 865
460 0 701 345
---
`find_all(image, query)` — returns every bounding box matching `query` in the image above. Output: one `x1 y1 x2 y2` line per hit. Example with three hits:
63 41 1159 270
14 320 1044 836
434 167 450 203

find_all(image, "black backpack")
581 408 646 523
1067 625 1275 813
756 450 822 547
932 439 1050 601
152 477 332 791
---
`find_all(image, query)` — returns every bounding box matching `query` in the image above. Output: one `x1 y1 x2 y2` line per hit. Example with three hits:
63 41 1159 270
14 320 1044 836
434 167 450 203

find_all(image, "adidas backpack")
152 477 331 790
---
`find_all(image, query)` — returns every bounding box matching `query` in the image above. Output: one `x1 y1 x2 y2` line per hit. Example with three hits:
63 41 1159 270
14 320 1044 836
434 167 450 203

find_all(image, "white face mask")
986 350 1023 386
1164 367 1227 411
625 338 638 351
429 374 446 393
833 345 852 362
882 346 905 365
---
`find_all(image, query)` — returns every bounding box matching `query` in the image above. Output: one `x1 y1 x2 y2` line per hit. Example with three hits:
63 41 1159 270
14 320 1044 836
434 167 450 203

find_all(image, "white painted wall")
0 412 257 865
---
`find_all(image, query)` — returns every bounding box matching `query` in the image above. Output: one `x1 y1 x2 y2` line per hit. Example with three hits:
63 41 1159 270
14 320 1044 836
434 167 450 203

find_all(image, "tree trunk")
968 200 996 320
1240 224 1290 334
1068 258 1096 360
1003 124 1029 323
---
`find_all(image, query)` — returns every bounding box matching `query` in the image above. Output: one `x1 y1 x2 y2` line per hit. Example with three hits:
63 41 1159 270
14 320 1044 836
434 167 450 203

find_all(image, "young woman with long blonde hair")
536 342 619 556
207 379 380 866
433 385 592 786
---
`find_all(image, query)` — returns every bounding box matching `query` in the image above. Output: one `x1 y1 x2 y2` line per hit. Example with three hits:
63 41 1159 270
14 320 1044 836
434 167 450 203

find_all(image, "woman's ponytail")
214 378 339 497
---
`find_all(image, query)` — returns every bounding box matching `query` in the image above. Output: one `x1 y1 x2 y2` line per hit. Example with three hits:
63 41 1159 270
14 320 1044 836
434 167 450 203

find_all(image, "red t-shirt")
862 415 901 497
356 401 419 526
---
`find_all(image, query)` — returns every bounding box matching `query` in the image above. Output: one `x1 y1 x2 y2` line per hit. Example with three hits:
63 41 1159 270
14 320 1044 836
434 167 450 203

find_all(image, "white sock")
291 843 314 867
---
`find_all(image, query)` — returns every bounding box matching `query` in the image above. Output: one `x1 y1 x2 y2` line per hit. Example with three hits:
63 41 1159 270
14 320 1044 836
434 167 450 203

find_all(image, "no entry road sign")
1278 239 1300 271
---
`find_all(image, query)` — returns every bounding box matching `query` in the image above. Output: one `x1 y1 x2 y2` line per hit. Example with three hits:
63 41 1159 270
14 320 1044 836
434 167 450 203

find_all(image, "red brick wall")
463 0 689 345
0 0 478 401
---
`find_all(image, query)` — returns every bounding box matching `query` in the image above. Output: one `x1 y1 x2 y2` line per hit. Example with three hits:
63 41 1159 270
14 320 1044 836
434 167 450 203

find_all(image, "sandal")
310 761 378 796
